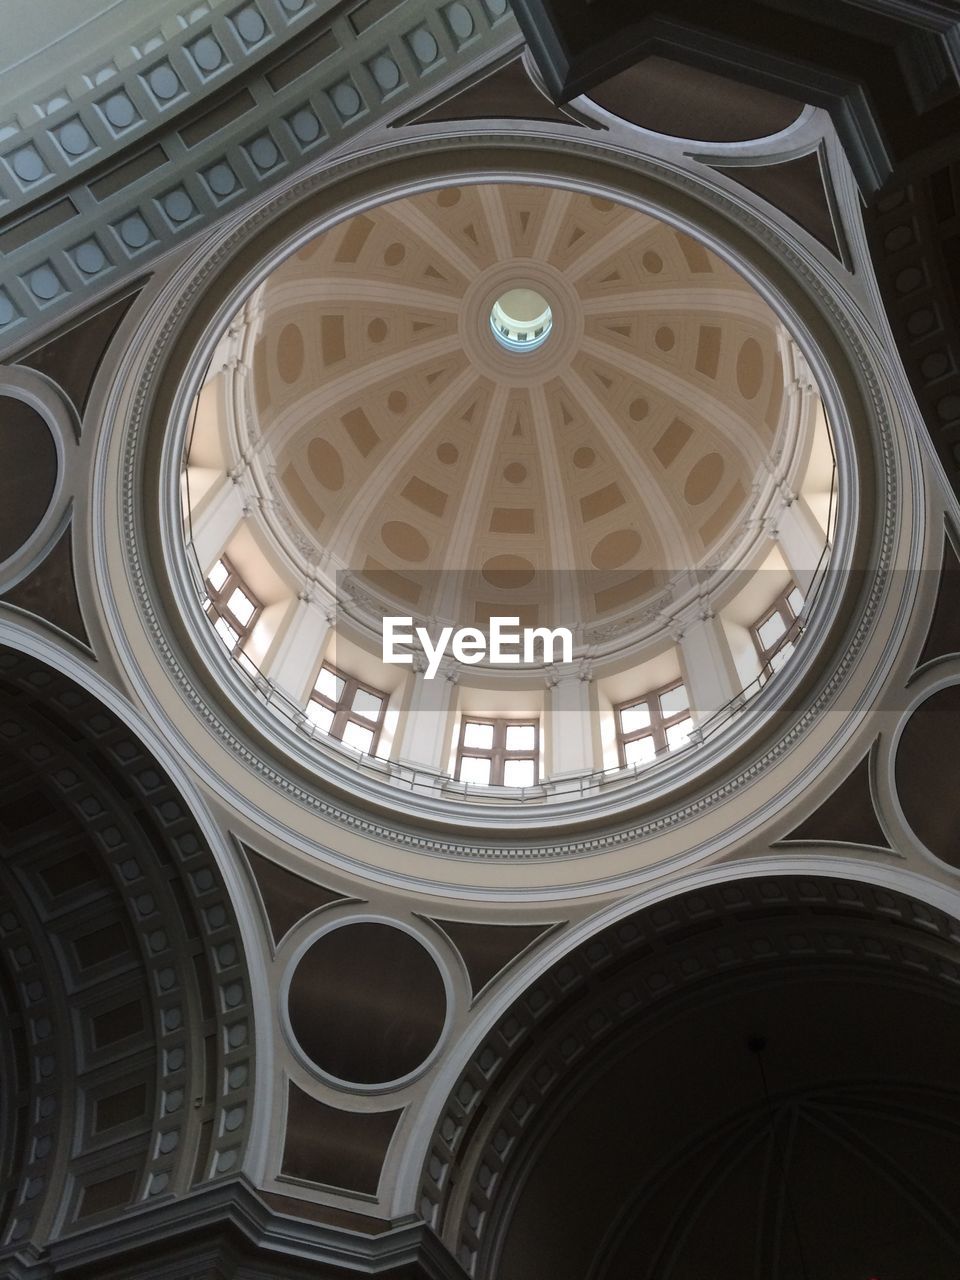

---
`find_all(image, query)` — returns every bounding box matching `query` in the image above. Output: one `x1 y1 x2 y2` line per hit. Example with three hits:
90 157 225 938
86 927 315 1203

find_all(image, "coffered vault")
2 2 960 1277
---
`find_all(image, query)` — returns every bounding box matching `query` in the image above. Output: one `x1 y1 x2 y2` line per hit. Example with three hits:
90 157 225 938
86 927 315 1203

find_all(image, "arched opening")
422 876 960 1278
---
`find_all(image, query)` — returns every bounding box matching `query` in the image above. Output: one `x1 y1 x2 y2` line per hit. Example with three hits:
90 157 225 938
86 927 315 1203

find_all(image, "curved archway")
420 874 960 1277
0 645 257 1246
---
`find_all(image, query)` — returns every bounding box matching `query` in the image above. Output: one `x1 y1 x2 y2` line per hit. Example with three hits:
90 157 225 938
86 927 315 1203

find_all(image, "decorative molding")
1 1176 469 1278
0 0 521 346
0 364 78 592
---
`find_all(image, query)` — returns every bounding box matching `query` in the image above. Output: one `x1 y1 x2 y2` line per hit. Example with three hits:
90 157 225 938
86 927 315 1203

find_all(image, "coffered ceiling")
252 181 787 631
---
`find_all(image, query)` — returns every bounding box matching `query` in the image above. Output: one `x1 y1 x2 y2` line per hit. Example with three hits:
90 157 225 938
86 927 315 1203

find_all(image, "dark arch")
0 645 255 1251
420 875 960 1278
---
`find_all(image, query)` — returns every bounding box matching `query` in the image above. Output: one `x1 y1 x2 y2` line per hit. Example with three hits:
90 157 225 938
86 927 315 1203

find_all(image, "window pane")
620 702 651 734
305 701 335 733
666 717 694 751
503 758 536 787
315 667 345 703
787 586 804 617
208 560 229 591
505 723 536 751
624 735 656 767
214 615 239 649
757 612 787 650
463 721 494 749
458 755 492 785
341 720 375 753
351 687 383 722
228 587 256 626
770 642 794 672
659 684 688 718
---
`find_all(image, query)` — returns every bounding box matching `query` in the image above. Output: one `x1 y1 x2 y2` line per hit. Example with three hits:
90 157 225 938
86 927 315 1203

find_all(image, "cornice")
1 1177 469 1278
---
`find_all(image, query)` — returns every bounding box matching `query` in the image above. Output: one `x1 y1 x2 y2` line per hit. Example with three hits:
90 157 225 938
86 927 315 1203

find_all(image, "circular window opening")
490 287 553 352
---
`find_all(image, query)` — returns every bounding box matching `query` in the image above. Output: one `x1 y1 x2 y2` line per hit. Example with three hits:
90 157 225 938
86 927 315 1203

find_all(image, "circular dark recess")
0 397 57 562
288 923 447 1085
895 682 960 867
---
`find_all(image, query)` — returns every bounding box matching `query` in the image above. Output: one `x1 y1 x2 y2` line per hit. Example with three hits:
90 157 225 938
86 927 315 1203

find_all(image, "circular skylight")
490 287 553 352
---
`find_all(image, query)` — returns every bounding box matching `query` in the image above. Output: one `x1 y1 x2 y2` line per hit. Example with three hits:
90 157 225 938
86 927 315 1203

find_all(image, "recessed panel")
896 683 960 867
0 397 57 562
288 923 446 1085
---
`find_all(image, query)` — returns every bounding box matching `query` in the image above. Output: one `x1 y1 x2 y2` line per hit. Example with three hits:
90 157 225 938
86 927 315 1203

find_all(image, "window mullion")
650 695 666 755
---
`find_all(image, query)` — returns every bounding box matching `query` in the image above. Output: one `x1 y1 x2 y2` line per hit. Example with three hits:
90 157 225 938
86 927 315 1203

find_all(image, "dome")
181 179 837 813
241 182 794 638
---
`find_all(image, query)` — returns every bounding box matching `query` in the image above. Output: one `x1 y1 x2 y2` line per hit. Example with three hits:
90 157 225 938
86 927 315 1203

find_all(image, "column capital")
439 658 460 685
295 576 338 613
545 657 592 687
760 480 801 540
665 596 718 641
408 652 460 683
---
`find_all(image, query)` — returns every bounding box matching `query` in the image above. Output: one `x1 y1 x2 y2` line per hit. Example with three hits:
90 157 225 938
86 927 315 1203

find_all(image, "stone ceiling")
250 181 787 632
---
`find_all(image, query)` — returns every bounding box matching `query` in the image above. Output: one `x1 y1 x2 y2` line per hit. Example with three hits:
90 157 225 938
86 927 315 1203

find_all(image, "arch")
0 637 270 1248
415 869 960 1275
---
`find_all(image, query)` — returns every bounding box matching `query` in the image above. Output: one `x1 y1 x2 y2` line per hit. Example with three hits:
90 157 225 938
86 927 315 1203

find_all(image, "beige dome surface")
249 182 788 634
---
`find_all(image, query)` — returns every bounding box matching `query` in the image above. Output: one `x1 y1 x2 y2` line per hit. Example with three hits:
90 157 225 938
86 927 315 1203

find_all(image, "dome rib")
476 185 517 261
264 334 465 458
386 200 486 282
432 380 510 620
579 333 770 471
559 364 695 568
332 366 479 566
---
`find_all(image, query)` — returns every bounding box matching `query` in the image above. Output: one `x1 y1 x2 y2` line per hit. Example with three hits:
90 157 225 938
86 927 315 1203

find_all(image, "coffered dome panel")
244 182 790 635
